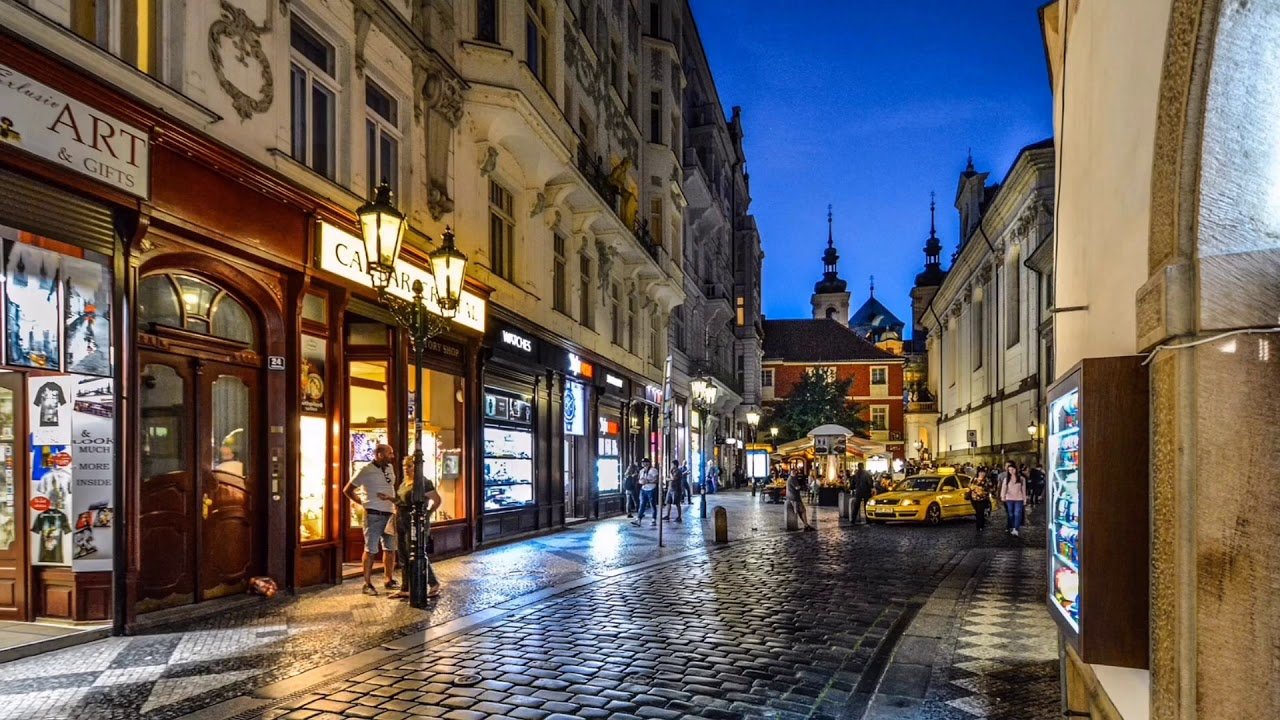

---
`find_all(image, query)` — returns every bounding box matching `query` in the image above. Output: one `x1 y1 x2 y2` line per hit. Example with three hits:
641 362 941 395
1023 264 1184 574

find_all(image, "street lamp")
745 410 760 442
689 374 719 513
358 181 468 609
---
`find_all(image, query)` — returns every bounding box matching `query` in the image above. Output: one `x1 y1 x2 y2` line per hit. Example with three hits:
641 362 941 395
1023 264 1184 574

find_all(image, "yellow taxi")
865 471 976 525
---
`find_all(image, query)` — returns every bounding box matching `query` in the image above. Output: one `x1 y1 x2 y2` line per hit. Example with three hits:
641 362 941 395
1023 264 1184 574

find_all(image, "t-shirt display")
30 509 71 564
482 389 534 511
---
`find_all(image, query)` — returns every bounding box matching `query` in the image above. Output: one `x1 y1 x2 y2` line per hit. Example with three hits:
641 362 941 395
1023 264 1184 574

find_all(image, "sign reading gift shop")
318 223 486 332
0 63 150 198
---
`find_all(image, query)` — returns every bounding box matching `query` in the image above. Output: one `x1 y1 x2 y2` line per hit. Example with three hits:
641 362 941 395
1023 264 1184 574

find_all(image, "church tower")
910 193 948 343
811 205 851 321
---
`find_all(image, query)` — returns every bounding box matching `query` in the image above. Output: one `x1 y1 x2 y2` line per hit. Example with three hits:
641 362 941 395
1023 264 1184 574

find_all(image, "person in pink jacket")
999 462 1027 536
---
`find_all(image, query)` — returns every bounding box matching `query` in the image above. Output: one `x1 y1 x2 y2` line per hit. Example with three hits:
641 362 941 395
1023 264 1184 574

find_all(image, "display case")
1046 356 1149 669
298 415 327 542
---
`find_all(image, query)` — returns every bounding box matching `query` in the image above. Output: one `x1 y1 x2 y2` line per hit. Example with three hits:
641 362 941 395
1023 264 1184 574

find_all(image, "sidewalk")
0 491 811 720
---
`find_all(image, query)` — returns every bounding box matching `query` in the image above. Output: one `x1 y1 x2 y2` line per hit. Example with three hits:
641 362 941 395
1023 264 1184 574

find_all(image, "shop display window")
483 388 534 512
348 359 389 529
0 386 13 552
596 415 621 493
298 415 327 542
408 365 466 522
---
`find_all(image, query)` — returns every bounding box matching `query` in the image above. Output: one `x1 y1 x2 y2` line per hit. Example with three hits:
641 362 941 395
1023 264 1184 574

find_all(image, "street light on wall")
358 181 468 609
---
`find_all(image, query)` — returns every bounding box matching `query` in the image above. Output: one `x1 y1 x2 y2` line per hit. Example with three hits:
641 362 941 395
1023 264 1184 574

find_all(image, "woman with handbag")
390 454 443 600
969 469 992 532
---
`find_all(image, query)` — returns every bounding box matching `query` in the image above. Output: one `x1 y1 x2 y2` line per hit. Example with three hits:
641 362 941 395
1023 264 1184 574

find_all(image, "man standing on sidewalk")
343 444 398 596
852 462 874 524
787 470 815 531
664 459 685 522
632 458 660 526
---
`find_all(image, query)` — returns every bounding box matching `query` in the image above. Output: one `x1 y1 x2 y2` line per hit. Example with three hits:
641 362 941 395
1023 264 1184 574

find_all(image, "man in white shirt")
632 458 660 526
343 444 398 595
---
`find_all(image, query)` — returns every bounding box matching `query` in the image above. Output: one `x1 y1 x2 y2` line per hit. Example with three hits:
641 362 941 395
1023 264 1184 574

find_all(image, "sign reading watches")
318 223 486 332
500 329 533 353
0 63 150 198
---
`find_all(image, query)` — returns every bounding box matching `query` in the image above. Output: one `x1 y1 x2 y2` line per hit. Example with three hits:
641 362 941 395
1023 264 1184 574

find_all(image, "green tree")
765 369 868 443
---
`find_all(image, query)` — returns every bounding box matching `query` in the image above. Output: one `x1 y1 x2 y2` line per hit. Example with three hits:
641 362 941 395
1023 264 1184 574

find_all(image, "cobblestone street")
0 493 1059 720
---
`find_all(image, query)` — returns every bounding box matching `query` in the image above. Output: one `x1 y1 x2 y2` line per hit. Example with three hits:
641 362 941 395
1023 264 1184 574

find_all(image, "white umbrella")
807 424 854 437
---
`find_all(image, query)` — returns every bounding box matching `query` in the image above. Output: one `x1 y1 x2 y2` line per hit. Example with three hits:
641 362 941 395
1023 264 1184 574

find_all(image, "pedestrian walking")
852 462 874 524
1028 463 1046 508
787 471 815 531
732 466 745 490
969 468 991 532
623 462 641 518
341 444 399 595
681 462 694 505
632 459 660 526
389 454 443 600
664 459 685 521
1000 462 1027 536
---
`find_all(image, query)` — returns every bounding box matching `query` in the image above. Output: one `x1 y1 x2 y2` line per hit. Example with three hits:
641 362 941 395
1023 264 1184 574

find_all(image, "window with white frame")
525 0 549 85
761 369 774 387
972 296 984 370
579 254 593 328
627 293 638 353
290 19 338 179
870 405 888 431
649 197 663 246
610 281 622 346
871 366 887 386
816 366 837 382
488 181 515 281
649 310 661 366
72 0 160 78
364 80 400 198
1007 258 1021 347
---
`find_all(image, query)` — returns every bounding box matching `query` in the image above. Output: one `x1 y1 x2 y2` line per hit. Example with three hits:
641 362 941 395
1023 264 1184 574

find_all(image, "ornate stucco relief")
208 1 274 121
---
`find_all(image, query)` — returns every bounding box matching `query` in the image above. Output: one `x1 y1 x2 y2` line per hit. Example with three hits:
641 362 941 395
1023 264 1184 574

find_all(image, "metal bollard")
700 490 708 519
838 491 849 520
785 501 800 531
713 506 728 543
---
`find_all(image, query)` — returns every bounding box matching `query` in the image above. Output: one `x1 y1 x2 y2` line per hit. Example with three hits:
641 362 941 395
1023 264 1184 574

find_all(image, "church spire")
814 204 847 295
870 275 875 298
914 192 946 289
929 191 937 238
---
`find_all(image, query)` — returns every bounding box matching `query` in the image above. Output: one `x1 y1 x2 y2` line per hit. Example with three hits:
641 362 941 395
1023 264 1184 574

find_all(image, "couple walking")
970 462 1029 536
628 458 688 526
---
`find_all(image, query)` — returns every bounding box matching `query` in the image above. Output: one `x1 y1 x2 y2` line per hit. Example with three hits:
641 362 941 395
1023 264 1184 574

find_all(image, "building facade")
761 320 905 460
0 0 757 632
1040 1 1280 718
919 143 1054 467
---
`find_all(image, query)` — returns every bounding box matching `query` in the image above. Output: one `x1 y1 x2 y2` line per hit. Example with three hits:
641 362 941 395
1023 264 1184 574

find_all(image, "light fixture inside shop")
357 181 406 291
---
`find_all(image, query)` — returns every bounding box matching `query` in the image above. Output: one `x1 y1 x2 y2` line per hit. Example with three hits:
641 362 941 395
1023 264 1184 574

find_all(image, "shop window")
597 415 621 493
525 0 549 85
365 80 400 198
299 415 327 541
409 365 467 522
488 180 515 282
290 18 338 179
476 0 498 43
0 384 13 552
482 388 534 511
552 234 568 314
138 274 256 349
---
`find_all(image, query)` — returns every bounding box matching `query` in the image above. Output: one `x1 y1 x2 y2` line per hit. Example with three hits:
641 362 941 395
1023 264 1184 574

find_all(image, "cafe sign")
0 63 150 198
318 222 486 332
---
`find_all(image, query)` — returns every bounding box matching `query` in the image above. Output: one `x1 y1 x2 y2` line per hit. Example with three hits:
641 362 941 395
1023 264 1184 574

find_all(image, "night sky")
689 0 1054 333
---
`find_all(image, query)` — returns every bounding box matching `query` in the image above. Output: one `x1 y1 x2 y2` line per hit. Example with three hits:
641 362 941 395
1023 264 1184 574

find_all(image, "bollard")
838 491 849 520
785 501 800 530
700 490 708 519
713 506 728 543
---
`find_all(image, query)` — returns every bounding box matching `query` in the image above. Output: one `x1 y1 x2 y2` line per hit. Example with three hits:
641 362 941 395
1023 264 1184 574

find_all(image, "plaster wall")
1052 0 1171 374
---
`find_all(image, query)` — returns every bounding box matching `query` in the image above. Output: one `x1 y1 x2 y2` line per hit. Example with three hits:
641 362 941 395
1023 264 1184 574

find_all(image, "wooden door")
138 357 197 609
139 355 261 608
199 363 258 598
0 375 25 620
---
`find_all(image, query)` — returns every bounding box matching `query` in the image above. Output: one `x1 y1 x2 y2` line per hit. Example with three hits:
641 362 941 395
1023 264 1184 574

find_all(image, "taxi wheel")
925 503 942 526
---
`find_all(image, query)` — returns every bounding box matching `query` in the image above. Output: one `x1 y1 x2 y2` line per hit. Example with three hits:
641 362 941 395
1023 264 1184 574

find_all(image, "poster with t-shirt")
30 443 72 566
71 377 113 571
29 376 73 445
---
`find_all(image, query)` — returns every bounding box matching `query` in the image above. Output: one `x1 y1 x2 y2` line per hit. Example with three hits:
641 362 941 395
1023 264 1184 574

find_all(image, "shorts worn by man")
342 443 399 595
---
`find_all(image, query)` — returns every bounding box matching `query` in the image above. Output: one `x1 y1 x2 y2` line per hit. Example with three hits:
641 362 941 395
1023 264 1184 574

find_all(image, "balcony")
576 144 622 216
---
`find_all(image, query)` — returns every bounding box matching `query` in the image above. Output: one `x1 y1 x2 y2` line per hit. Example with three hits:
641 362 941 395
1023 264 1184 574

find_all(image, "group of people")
962 461 1044 536
623 459 696 525
342 444 443 599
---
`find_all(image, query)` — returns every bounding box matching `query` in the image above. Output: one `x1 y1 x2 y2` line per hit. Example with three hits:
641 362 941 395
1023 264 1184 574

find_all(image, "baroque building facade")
0 0 757 630
919 143 1055 467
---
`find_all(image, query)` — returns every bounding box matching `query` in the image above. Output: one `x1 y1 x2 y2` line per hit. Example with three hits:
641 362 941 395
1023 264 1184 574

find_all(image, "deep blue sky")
689 0 1054 333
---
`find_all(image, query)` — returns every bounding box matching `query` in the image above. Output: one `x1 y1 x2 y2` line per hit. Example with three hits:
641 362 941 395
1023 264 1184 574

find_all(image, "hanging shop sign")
564 380 586 436
645 384 663 405
566 353 594 380
317 223 486 332
0 62 150 198
605 373 624 390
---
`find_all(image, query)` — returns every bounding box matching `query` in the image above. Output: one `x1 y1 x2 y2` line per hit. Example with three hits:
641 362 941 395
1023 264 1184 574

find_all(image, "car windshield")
899 478 940 492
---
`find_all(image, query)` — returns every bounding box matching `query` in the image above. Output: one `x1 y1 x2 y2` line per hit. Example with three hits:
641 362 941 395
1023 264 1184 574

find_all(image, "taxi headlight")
867 499 876 506
901 499 917 506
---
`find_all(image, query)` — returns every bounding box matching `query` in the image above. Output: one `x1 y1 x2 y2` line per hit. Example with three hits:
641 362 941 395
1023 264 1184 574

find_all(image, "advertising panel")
70 377 113 571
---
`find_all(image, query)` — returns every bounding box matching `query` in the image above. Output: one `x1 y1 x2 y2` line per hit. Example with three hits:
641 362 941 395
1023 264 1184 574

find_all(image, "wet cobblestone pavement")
0 492 1060 719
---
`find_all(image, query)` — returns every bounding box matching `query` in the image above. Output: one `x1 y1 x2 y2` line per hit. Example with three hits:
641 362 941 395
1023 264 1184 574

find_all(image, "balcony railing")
576 144 621 213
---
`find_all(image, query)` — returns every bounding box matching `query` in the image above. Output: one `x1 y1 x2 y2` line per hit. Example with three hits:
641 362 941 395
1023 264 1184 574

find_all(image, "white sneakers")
1011 529 1020 536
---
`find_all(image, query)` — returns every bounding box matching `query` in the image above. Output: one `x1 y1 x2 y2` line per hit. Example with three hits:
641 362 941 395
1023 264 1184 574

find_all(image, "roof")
849 296 905 333
762 319 901 363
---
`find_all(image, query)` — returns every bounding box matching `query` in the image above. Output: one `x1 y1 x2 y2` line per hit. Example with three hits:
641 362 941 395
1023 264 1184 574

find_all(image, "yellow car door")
937 478 961 517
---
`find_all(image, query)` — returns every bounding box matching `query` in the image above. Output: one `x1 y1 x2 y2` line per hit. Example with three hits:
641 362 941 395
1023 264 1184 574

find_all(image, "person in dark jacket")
969 468 992 532
664 460 685 521
623 463 640 517
852 462 874 524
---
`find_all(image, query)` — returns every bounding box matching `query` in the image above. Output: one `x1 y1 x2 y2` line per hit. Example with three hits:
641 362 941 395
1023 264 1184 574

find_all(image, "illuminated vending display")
1044 357 1150 670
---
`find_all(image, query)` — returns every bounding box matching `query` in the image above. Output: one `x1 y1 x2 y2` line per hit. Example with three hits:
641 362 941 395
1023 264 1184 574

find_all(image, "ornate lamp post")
358 182 468 609
689 375 718 513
